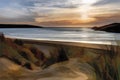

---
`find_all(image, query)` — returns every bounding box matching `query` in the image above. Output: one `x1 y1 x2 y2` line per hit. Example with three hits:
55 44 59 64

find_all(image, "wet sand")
7 37 119 50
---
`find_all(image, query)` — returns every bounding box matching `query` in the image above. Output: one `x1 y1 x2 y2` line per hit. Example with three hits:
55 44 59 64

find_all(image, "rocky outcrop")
92 23 120 33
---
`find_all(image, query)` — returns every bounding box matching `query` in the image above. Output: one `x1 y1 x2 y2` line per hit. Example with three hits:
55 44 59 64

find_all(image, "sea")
0 27 120 45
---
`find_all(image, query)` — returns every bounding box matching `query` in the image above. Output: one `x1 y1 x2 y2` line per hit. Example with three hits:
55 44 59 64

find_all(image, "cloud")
28 0 120 27
0 0 120 27
90 15 120 26
0 7 30 18
35 17 96 27
24 0 85 10
35 19 86 27
0 1 35 23
0 2 32 18
94 0 120 6
0 0 71 24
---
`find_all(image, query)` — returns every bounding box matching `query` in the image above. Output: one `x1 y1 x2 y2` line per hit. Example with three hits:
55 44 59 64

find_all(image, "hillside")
92 23 120 33
0 24 42 28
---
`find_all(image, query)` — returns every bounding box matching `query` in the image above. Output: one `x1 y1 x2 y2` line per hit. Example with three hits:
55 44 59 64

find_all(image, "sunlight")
79 14 96 23
77 0 99 23
78 5 96 23
81 0 99 4
80 17 96 23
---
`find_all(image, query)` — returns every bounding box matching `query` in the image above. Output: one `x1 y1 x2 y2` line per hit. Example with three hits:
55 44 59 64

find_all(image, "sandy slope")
0 58 95 80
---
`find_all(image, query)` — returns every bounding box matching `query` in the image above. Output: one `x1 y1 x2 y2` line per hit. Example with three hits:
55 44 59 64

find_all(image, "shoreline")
6 36 120 50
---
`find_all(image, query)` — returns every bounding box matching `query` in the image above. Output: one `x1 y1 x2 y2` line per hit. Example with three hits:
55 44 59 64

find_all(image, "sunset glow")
0 0 120 27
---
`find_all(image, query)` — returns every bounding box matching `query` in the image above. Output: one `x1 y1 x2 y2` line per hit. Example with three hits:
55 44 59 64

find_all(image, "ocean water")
0 28 120 45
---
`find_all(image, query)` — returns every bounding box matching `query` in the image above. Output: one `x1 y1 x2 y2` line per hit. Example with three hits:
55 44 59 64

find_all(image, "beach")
0 33 120 80
0 0 120 79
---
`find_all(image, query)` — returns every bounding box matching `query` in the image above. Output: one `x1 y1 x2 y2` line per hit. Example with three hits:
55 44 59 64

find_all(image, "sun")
82 0 99 4
80 17 96 23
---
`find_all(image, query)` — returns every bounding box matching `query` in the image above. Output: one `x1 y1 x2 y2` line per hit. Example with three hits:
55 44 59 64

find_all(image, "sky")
0 0 120 27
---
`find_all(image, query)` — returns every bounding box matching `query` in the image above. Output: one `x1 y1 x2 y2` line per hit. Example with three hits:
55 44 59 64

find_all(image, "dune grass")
88 44 120 80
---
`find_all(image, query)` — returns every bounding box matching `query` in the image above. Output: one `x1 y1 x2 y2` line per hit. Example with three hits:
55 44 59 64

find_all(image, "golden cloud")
35 18 96 26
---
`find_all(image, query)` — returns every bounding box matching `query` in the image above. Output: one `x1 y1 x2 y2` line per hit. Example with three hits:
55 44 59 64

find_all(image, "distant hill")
0 24 42 28
92 23 120 33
